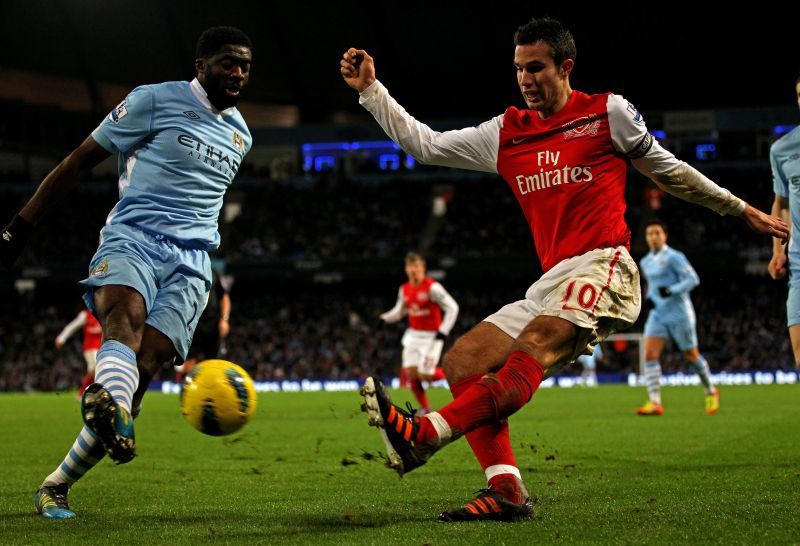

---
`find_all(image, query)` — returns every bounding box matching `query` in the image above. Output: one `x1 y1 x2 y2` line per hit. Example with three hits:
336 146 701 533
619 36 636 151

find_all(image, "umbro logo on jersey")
790 153 800 161
2 230 11 242
183 111 201 120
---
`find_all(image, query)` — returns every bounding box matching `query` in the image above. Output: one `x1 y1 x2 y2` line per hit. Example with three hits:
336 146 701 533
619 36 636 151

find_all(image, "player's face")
645 225 667 251
514 42 573 118
404 260 425 284
196 44 253 111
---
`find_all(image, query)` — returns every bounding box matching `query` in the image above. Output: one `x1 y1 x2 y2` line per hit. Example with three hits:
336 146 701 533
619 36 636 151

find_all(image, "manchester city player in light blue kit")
637 221 719 416
768 76 800 369
0 27 252 518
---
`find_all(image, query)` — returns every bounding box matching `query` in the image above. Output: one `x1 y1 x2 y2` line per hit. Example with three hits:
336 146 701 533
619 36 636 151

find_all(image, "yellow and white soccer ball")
181 360 257 436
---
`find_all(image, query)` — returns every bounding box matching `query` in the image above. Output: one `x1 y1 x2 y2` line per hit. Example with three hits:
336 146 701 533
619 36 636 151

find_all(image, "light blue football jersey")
92 78 252 251
771 125 800 272
640 245 699 324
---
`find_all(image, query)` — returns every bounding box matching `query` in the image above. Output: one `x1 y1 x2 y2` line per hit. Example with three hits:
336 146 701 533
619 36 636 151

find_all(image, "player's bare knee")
406 367 419 382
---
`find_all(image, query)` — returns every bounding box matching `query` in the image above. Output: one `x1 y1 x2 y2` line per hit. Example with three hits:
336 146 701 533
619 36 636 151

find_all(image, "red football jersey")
497 91 630 272
82 310 102 351
402 277 443 331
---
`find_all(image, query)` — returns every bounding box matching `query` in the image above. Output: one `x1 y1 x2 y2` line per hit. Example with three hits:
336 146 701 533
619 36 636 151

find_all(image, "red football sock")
451 374 517 471
410 379 430 409
432 367 447 381
435 351 544 437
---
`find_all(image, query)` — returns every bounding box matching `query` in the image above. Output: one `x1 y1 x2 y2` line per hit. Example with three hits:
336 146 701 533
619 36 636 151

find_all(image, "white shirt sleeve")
56 311 87 344
380 287 406 323
429 282 460 336
359 80 501 173
607 94 745 216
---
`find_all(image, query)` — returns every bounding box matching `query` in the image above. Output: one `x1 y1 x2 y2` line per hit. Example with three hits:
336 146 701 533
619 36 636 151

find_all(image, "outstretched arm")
1 136 111 268
340 48 501 173
606 94 789 242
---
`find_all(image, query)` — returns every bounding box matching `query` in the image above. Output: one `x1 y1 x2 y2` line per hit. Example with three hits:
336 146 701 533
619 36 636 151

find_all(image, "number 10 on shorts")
561 280 599 312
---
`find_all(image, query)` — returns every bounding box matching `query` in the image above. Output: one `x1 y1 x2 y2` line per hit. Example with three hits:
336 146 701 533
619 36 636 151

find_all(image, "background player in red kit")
380 253 459 414
55 309 103 397
341 17 789 522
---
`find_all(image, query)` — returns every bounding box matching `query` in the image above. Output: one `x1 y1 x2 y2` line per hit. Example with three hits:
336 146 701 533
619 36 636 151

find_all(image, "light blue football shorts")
81 222 211 359
643 312 698 351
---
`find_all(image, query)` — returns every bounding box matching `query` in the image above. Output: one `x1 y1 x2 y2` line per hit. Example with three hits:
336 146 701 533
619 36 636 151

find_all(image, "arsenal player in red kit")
380 253 459 414
341 17 788 521
55 309 103 396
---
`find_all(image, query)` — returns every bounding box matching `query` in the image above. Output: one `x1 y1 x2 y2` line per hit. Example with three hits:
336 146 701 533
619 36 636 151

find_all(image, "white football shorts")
485 246 641 363
401 329 444 375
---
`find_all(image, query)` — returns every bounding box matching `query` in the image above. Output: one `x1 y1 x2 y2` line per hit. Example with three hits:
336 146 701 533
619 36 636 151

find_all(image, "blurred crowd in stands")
0 164 794 391
0 274 793 392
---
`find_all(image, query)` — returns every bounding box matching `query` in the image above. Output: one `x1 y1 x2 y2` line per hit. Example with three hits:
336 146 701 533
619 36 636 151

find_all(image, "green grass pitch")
0 384 798 544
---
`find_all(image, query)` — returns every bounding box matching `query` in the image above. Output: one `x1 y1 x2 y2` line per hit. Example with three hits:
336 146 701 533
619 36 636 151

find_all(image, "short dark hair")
196 26 252 59
645 219 667 233
513 17 576 67
405 252 425 264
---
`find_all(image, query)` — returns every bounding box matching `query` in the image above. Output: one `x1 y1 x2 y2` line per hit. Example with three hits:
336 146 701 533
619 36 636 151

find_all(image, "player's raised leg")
362 316 575 520
81 285 147 464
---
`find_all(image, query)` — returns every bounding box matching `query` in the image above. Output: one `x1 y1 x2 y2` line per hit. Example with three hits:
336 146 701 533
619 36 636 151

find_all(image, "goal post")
604 332 645 380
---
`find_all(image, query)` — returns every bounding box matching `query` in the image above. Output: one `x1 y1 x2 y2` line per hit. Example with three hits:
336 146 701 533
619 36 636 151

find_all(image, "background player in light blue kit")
637 221 719 416
0 26 253 518
768 75 800 369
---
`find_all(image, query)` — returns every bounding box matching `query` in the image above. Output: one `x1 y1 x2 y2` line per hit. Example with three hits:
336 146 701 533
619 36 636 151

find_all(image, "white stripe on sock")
425 411 452 444
96 353 139 413
485 464 522 482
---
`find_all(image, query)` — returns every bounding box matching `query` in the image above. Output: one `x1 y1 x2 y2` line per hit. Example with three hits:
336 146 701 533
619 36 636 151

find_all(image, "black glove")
658 286 672 298
0 214 33 269
435 332 447 342
642 298 654 313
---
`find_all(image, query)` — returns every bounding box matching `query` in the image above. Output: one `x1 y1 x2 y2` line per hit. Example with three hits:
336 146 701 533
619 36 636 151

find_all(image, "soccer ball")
181 360 257 436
